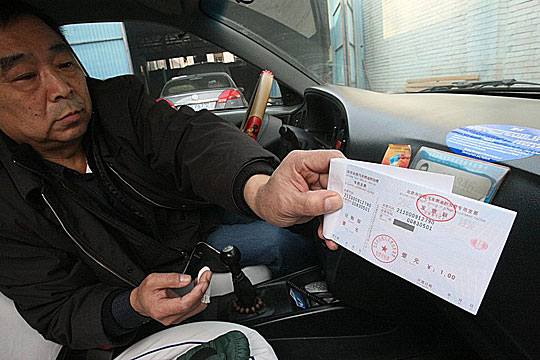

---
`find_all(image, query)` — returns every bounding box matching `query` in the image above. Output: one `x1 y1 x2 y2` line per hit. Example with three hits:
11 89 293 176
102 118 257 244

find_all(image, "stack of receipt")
323 158 516 315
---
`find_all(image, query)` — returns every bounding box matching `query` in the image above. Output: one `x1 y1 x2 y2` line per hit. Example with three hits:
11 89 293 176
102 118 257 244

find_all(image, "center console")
205 262 477 359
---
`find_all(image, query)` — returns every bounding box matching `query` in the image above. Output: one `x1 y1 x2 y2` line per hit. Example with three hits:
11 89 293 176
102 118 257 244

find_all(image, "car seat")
0 265 271 360
0 291 63 359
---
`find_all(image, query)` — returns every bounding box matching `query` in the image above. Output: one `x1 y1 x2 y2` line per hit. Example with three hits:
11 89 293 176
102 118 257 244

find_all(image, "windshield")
203 0 540 93
162 74 234 96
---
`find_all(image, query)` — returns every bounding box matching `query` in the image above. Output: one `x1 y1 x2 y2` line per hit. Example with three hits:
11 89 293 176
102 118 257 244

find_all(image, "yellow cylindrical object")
241 70 274 138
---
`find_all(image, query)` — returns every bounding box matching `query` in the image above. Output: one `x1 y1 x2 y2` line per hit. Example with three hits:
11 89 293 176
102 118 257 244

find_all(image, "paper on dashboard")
323 158 516 315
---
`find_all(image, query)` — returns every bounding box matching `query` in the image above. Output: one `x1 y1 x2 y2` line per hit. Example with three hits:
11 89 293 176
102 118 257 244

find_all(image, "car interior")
2 1 539 359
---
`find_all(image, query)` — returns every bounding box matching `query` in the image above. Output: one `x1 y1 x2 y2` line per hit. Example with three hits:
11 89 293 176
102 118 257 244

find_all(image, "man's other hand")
244 150 345 229
130 271 212 326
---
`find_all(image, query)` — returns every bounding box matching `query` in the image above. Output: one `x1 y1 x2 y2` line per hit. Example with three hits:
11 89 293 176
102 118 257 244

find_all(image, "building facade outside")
63 1 540 95
62 22 133 80
331 0 540 93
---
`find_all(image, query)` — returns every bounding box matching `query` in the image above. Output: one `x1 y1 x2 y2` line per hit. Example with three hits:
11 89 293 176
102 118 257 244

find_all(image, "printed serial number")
396 208 434 225
344 194 372 212
407 218 433 231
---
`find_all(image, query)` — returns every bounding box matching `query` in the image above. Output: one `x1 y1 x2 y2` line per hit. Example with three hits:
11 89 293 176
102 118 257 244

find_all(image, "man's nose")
44 69 73 101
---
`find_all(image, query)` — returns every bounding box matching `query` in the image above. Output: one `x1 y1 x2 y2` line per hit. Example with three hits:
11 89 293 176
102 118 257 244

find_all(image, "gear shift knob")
220 245 242 275
220 245 262 312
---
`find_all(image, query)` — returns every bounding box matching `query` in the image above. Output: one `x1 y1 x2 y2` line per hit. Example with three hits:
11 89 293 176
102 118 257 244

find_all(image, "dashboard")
300 86 539 173
292 85 540 359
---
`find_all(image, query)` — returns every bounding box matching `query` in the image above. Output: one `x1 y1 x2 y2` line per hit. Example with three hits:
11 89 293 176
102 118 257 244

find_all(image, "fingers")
160 272 211 312
287 150 344 220
197 269 213 285
163 301 208 325
317 221 325 239
157 274 211 325
318 221 339 251
318 173 329 189
247 149 345 227
131 271 211 324
159 298 208 326
285 149 345 173
325 239 339 251
158 289 207 322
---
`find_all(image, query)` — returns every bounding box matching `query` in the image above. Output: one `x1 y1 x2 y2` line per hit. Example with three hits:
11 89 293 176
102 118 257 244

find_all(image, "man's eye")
14 73 37 81
59 62 74 70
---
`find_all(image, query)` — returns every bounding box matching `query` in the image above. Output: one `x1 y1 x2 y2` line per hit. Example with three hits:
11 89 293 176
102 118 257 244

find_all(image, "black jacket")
0 76 277 349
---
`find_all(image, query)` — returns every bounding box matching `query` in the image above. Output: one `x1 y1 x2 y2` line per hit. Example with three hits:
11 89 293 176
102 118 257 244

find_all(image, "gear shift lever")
220 245 263 314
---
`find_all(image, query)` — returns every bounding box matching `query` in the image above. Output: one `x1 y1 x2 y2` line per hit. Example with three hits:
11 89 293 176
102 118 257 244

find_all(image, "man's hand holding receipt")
323 158 516 315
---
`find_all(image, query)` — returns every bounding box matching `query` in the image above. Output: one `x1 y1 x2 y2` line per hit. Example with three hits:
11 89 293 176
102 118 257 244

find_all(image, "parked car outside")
158 71 247 111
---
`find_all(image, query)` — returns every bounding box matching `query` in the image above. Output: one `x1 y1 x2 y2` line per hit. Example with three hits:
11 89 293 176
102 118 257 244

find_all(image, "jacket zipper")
105 163 196 257
13 159 188 272
106 163 182 210
41 192 137 287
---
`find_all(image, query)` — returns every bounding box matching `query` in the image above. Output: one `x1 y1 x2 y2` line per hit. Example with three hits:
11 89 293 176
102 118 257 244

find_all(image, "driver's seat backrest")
0 291 62 360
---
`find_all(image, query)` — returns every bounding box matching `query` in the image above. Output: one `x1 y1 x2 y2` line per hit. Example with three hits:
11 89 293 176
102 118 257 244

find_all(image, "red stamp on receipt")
416 194 456 222
470 238 489 250
371 234 399 263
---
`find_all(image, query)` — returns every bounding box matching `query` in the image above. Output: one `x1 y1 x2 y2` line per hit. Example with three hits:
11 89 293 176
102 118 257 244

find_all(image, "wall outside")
357 0 540 92
62 22 133 80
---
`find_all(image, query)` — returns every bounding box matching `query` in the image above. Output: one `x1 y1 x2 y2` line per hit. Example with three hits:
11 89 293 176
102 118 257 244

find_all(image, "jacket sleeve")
0 227 137 349
91 76 280 212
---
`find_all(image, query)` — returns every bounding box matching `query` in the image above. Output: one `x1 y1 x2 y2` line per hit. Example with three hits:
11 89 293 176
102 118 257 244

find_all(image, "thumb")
147 273 192 289
324 193 343 213
300 190 343 216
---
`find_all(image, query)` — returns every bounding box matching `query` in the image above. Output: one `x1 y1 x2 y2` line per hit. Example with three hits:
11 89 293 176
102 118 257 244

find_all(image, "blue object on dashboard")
289 288 308 309
446 124 540 162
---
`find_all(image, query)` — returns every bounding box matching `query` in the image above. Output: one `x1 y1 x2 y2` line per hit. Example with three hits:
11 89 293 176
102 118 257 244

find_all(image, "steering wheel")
240 70 274 140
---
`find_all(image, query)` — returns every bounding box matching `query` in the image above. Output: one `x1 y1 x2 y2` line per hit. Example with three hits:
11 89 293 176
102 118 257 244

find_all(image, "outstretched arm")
243 149 344 249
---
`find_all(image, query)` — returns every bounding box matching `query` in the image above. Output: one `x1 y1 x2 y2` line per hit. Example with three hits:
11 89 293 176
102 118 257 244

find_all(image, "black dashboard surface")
300 85 540 359
303 85 539 175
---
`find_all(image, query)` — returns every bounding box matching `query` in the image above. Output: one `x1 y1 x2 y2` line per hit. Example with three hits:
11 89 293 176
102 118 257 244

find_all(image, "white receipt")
198 266 211 304
323 158 516 314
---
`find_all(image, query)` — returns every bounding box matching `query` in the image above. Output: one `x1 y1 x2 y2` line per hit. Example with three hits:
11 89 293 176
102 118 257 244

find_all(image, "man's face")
0 15 91 152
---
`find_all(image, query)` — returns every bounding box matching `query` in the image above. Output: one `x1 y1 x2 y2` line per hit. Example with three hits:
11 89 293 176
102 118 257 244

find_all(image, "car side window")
61 21 284 111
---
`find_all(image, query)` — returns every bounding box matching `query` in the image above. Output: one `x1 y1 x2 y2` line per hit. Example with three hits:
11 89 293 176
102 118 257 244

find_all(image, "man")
0 3 343 357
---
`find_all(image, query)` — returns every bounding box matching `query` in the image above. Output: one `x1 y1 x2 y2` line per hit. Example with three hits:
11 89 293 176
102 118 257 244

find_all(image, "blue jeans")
206 210 318 277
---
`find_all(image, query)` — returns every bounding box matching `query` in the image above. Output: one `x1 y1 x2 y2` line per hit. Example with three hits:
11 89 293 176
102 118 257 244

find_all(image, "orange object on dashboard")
381 144 412 168
242 70 274 140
